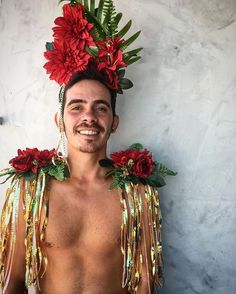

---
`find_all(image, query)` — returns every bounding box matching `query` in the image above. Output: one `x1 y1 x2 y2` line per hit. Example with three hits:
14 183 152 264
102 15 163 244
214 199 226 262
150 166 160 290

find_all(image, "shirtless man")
5 73 151 294
1 1 165 292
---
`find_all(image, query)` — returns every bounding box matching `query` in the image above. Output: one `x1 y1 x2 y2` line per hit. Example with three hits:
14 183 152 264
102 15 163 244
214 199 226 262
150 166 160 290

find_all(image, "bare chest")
43 181 122 253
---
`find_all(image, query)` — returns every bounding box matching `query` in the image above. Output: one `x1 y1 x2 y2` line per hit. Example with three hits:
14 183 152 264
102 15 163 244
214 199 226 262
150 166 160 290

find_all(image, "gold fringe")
0 173 49 291
120 183 164 293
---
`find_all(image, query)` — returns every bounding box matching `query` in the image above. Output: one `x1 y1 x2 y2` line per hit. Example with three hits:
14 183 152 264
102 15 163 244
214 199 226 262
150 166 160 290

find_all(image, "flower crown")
44 0 142 93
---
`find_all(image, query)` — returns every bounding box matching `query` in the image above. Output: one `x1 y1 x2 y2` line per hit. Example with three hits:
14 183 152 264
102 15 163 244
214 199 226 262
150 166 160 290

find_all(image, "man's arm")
3 193 27 294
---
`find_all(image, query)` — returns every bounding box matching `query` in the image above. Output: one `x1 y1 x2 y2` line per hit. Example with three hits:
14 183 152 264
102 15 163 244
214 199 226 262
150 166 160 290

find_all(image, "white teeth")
79 130 99 135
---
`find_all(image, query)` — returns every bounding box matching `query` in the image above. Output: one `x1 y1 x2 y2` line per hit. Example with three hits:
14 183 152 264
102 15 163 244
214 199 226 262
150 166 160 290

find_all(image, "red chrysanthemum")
53 3 95 50
44 39 92 85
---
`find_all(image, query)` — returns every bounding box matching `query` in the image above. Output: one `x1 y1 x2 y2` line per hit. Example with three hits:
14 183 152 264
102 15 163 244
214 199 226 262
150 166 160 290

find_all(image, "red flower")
99 67 119 89
97 37 123 58
53 3 95 50
111 149 154 179
9 148 56 174
44 39 92 85
96 39 126 89
131 150 154 179
36 149 57 168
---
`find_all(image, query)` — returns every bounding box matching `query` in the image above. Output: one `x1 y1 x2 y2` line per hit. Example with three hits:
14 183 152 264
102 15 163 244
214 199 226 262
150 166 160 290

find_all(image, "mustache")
73 122 104 133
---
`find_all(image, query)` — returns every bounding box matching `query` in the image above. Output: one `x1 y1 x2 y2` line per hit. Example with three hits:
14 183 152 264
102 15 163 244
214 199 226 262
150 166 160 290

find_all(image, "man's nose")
82 108 97 123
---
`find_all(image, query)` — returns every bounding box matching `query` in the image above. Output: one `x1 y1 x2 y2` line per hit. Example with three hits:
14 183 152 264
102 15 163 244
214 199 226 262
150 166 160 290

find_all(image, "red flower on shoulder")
44 39 92 85
131 149 154 179
9 148 57 174
53 3 95 49
111 149 154 179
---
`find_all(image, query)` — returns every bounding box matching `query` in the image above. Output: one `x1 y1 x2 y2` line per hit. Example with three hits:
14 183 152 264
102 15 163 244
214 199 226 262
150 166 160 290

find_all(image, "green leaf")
124 47 143 57
120 30 141 51
0 168 15 178
155 175 166 187
89 0 95 14
97 0 105 21
85 46 99 56
129 143 143 150
157 162 177 176
119 78 133 90
102 0 117 38
58 0 67 4
118 69 126 78
85 9 108 38
45 42 54 51
48 164 66 181
83 0 89 9
118 20 132 38
114 12 123 27
125 56 142 66
147 175 166 188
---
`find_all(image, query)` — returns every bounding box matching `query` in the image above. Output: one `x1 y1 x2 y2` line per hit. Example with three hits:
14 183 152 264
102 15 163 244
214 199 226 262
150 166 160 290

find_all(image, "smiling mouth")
77 129 100 136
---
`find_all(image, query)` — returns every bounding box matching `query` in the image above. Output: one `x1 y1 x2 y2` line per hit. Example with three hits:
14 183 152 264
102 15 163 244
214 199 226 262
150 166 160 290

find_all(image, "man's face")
62 79 119 154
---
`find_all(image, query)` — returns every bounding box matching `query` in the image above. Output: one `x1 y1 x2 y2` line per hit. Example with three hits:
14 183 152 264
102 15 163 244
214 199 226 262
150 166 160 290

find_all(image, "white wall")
0 1 236 293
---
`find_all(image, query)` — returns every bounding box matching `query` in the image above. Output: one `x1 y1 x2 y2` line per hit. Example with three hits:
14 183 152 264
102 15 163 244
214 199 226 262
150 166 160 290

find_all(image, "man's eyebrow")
93 99 111 108
66 99 86 107
67 98 111 108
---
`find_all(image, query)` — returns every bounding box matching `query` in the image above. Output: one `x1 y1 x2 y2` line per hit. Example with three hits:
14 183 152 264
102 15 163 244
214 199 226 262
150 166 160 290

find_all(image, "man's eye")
72 106 82 111
97 106 107 112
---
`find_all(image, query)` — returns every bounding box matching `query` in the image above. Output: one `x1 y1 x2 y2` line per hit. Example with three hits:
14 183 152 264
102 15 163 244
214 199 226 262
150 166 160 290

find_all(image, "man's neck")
67 147 108 183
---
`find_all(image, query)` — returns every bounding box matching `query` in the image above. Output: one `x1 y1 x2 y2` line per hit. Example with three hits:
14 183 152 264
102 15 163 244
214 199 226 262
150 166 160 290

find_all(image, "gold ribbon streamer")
0 173 49 291
120 183 164 293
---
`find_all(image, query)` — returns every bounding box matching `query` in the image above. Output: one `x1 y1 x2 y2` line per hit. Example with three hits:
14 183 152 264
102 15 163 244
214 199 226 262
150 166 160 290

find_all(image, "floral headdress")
44 0 142 93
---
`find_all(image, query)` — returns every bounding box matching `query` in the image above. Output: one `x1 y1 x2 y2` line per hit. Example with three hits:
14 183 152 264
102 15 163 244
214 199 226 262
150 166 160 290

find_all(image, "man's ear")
111 115 119 133
54 112 59 128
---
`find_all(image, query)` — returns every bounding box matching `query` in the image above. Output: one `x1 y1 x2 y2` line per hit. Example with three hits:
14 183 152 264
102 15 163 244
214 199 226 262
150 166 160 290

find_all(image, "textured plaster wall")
0 1 236 294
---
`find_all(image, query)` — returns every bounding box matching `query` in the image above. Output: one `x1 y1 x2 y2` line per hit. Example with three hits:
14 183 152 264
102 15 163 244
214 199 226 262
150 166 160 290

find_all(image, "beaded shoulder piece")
0 145 176 293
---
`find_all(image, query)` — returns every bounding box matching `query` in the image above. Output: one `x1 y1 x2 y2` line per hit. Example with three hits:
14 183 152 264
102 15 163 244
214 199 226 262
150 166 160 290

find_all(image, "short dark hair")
60 67 117 116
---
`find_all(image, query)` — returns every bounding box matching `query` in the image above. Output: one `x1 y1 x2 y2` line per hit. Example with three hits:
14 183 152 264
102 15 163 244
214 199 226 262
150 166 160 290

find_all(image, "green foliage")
85 46 99 56
24 172 37 182
102 0 118 39
85 10 107 39
114 13 122 27
117 69 126 78
90 0 95 14
118 20 132 38
120 31 141 51
157 162 177 177
119 78 133 90
45 42 54 51
129 143 144 150
47 164 67 181
97 0 105 21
